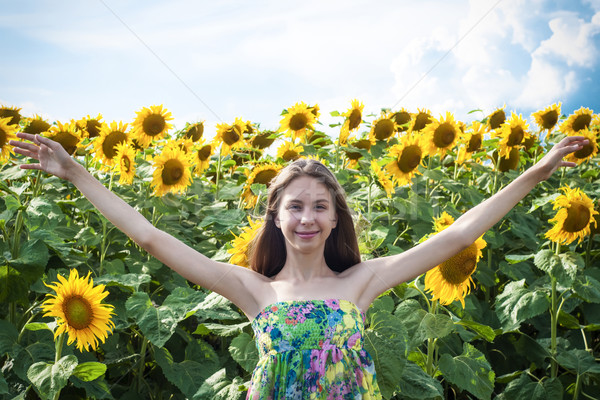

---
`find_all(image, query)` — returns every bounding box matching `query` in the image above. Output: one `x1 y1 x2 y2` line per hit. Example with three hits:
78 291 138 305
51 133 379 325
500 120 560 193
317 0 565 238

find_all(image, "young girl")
11 132 587 399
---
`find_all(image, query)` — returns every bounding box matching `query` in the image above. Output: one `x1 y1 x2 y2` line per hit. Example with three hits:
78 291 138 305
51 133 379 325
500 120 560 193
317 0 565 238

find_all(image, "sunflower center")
162 159 184 185
348 109 362 131
572 114 592 132
289 114 308 131
143 114 166 137
87 120 102 138
398 144 422 173
374 119 395 140
563 201 591 233
574 143 594 159
25 120 51 135
63 295 93 330
0 109 21 126
413 113 432 131
489 110 506 130
197 145 212 161
252 131 276 149
223 128 241 146
498 148 520 172
467 134 482 152
507 126 524 146
433 123 456 148
103 131 127 160
282 150 299 161
393 111 411 132
541 111 558 130
53 132 80 155
186 124 204 142
254 169 278 185
439 243 478 284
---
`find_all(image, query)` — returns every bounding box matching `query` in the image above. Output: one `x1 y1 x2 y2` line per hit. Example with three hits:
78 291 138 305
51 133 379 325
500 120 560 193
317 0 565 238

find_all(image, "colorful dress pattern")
247 299 382 399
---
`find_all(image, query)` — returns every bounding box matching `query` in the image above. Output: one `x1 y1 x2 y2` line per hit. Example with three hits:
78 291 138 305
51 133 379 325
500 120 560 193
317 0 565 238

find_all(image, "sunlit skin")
10 132 589 320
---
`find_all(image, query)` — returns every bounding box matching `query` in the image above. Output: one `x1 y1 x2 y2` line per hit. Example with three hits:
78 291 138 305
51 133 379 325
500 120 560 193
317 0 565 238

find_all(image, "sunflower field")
0 101 599 400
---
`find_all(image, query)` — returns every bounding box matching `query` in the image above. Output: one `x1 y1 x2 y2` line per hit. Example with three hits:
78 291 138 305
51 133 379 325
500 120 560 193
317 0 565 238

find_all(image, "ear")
274 214 281 228
332 212 338 228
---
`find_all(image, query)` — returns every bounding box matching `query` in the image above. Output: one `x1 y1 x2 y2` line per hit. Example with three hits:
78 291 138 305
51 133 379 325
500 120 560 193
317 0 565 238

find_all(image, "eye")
288 204 301 211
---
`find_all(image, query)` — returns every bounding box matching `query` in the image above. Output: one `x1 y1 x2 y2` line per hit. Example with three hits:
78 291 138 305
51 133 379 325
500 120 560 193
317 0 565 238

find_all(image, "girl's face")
275 176 338 256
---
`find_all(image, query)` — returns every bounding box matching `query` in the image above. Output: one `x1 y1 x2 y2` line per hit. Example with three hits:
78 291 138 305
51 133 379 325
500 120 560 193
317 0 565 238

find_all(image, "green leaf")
199 321 250 336
534 249 579 287
96 273 152 292
27 355 78 400
192 368 244 400
364 310 409 399
455 319 496 342
0 372 8 395
126 288 206 347
70 376 114 399
495 280 550 330
192 292 243 321
573 274 600 303
8 239 49 282
23 322 53 332
499 374 563 400
0 320 18 355
72 362 107 382
416 313 454 341
12 343 55 382
396 361 443 399
505 254 534 264
394 299 428 347
557 311 580 329
229 332 259 373
438 343 494 400
155 346 220 399
556 349 600 375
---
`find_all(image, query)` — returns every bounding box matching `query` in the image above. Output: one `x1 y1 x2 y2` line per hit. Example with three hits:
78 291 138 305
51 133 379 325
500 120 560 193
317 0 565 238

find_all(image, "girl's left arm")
353 135 588 302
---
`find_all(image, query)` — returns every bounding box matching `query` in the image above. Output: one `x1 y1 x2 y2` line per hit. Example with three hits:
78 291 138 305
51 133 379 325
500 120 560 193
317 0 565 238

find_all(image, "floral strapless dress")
247 299 382 399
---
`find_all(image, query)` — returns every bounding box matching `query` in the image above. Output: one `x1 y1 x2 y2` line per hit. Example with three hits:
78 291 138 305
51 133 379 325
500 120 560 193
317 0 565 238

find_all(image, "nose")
300 209 315 224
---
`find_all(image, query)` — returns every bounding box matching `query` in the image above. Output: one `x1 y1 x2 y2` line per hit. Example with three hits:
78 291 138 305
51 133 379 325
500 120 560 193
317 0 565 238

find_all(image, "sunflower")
41 269 115 352
487 106 506 131
164 137 194 155
424 212 487 307
184 121 205 142
215 117 246 156
560 107 594 136
192 139 215 175
564 128 598 165
93 121 130 167
344 137 373 167
151 145 193 196
76 114 104 139
532 103 561 132
0 117 18 162
309 104 321 119
46 121 83 156
411 108 433 132
393 108 412 133
340 99 364 145
456 121 485 165
545 186 598 245
279 102 317 140
23 115 52 135
0 105 21 126
495 147 521 172
242 163 282 208
371 160 394 198
369 113 398 142
228 217 263 268
385 134 425 186
421 112 461 157
114 143 137 185
497 112 530 158
276 141 303 162
249 130 277 150
132 105 174 148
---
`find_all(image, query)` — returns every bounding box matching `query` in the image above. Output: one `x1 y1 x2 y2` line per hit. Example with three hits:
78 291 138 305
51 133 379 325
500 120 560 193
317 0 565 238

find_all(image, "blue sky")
1 0 599 138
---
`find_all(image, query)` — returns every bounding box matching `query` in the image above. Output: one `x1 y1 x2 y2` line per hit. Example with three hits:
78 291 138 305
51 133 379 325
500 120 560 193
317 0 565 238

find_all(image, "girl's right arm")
11 133 266 317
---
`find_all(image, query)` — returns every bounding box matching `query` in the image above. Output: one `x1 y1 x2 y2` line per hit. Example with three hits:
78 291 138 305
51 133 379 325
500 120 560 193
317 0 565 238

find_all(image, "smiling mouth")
296 231 319 239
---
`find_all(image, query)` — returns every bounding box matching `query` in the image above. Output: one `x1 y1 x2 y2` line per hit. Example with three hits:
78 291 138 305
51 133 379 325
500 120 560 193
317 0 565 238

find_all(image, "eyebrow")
286 198 330 204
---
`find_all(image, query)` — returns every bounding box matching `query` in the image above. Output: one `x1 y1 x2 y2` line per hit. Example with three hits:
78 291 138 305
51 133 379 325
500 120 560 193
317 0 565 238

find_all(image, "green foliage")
1 108 599 399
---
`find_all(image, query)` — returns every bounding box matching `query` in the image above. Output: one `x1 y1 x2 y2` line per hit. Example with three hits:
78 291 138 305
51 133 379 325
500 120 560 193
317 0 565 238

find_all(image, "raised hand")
10 133 78 181
533 135 588 181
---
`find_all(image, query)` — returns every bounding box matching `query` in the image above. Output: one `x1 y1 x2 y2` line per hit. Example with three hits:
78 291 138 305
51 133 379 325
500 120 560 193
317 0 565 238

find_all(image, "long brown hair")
248 158 361 277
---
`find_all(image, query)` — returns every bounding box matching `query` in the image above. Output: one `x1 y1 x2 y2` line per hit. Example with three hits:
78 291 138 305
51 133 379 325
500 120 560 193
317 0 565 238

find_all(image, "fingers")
9 139 38 152
19 163 42 171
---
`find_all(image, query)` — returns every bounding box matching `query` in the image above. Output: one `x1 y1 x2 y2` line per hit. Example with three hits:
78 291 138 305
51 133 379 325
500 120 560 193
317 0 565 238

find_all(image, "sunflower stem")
215 151 222 200
426 301 438 376
550 274 558 378
51 333 66 400
137 338 149 391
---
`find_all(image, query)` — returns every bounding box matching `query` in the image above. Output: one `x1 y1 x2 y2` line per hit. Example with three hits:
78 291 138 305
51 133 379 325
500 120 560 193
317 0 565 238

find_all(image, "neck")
276 249 333 282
